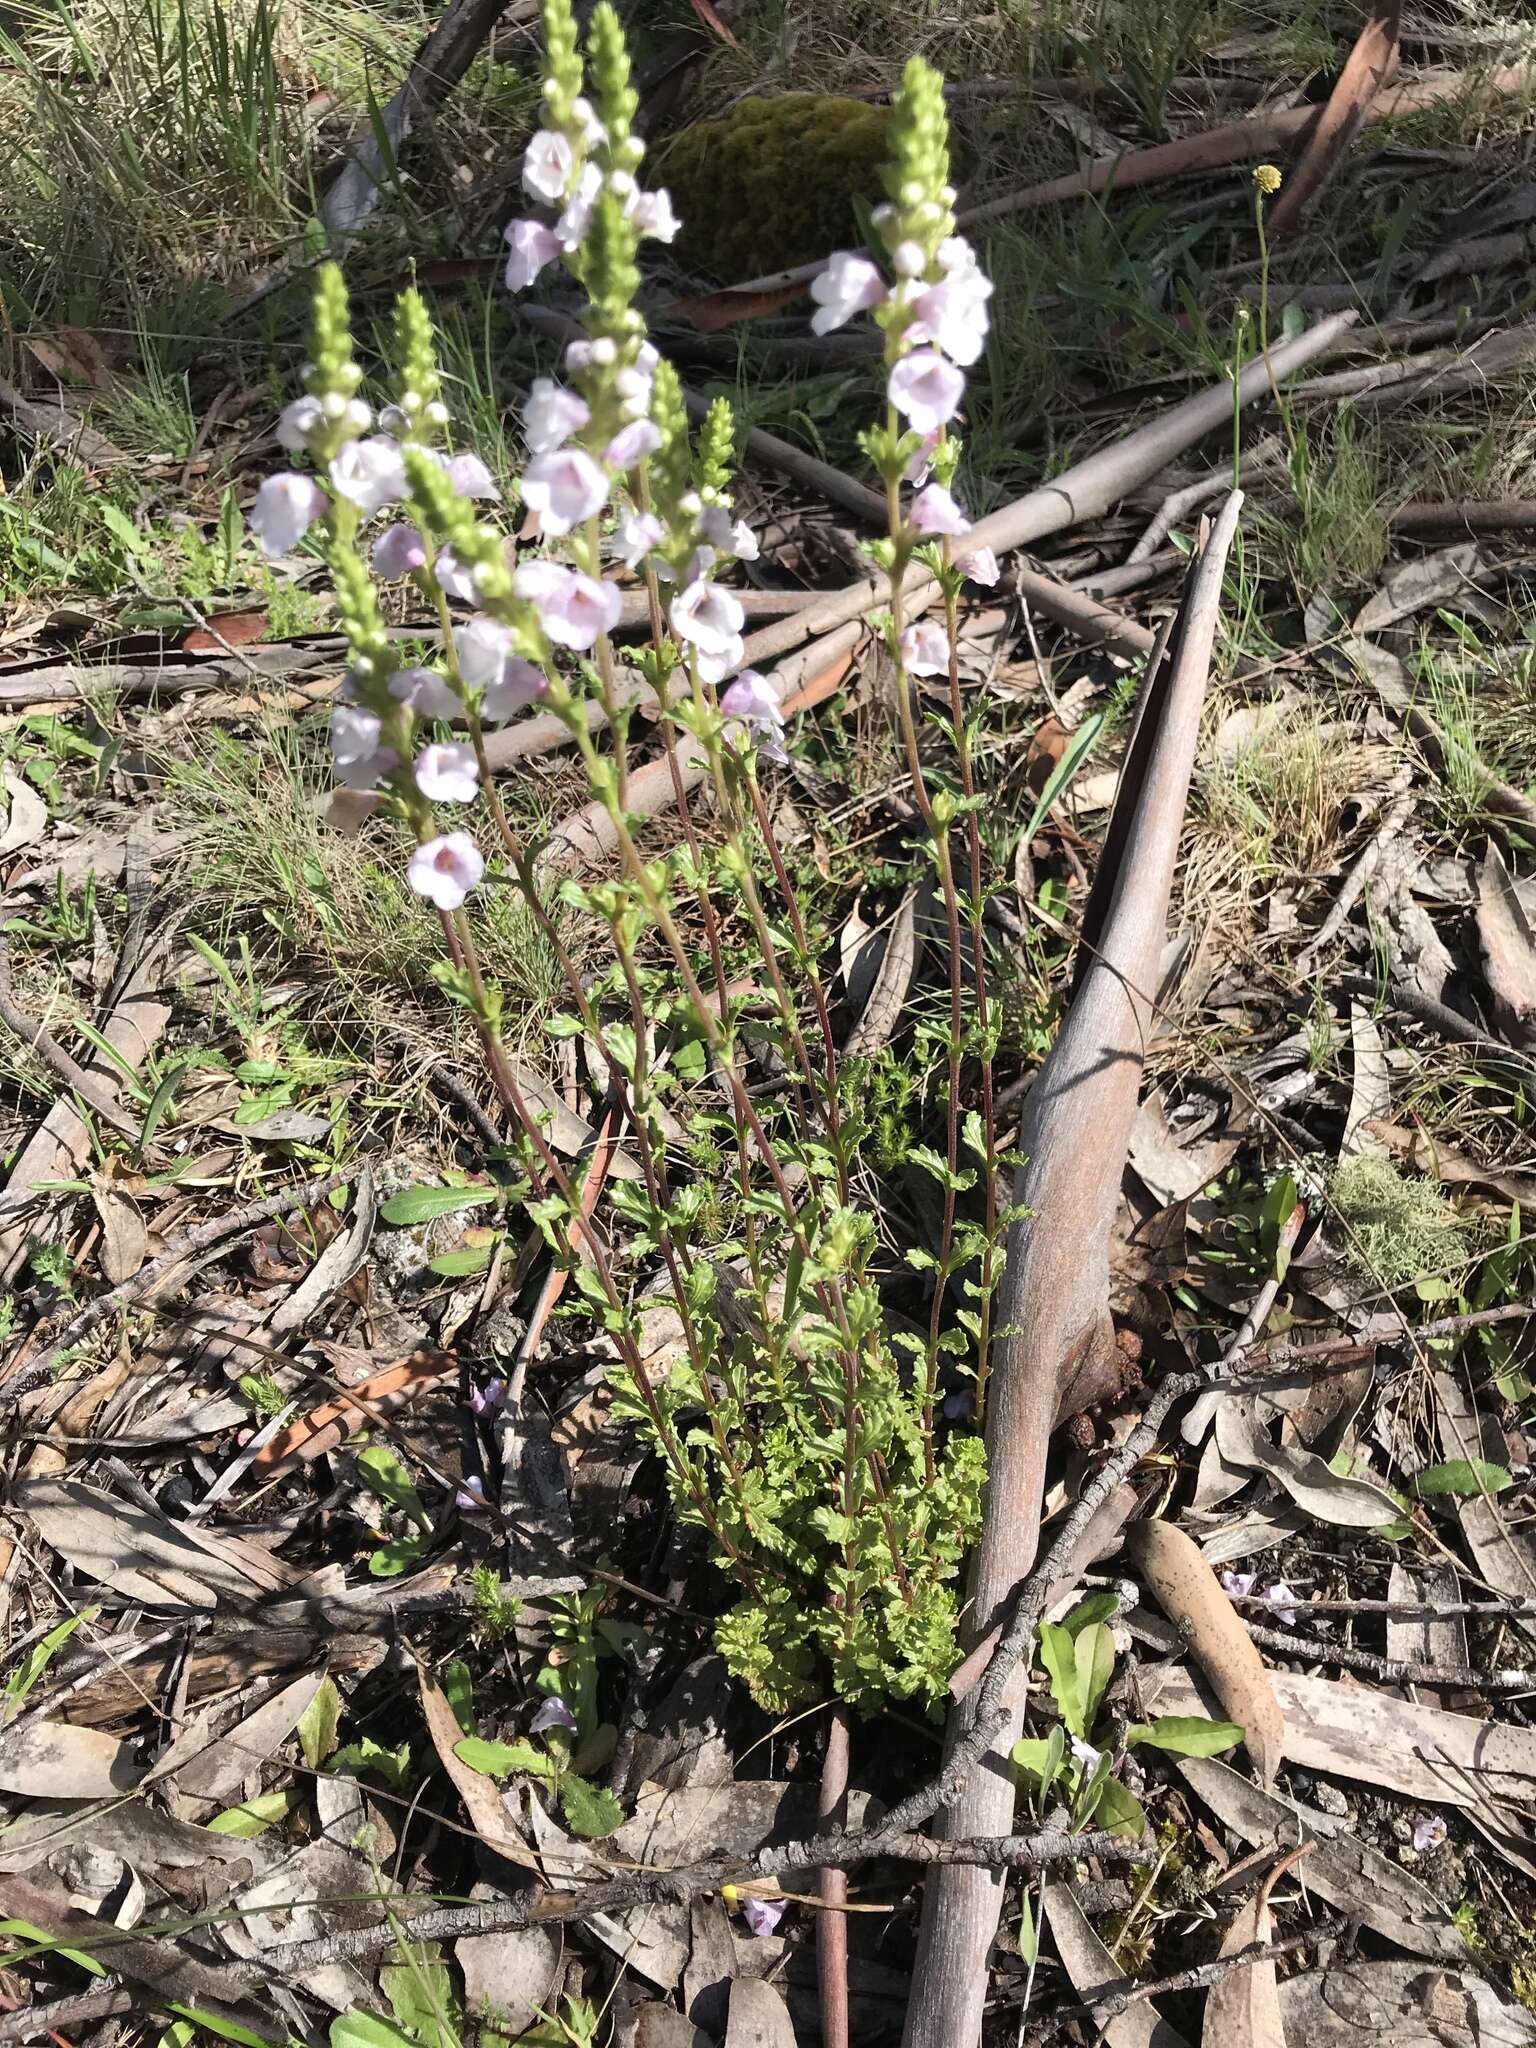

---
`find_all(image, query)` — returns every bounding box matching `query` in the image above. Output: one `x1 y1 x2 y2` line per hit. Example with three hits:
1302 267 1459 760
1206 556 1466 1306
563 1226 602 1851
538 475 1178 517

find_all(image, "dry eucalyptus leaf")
456 1922 562 2037
1476 844 1536 1049
0 768 47 855
1342 1004 1391 1157
844 886 921 1057
724 1979 797 2048
1277 1962 1535 2048
13 1476 296 1607
1044 1886 1193 2048
1201 1882 1284 2048
269 1164 376 1336
0 1720 144 1798
417 1666 540 1873
1352 543 1491 635
1176 1755 1467 1963
1126 1519 1285 1784
146 1669 326 1806
1215 1396 1402 1530
1149 1666 1536 1812
1433 1372 1536 1599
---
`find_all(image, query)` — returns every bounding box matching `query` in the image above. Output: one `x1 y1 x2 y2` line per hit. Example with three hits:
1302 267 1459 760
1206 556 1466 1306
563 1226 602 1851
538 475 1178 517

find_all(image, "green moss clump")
658 93 890 283
1331 1154 1474 1291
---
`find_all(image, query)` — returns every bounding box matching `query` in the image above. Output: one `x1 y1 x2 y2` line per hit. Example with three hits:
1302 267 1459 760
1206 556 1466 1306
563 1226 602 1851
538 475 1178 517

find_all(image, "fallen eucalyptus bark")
902 493 1245 2048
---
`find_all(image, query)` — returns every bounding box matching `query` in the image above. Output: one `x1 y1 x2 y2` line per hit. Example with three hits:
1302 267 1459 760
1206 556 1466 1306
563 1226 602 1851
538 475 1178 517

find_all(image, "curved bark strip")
901 493 1245 2048
1267 4 1404 241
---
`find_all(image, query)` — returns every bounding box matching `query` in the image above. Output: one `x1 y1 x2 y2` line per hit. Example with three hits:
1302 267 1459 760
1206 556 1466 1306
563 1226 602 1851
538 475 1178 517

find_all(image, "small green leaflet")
208 1790 298 1837
296 1676 341 1769
379 1185 499 1226
3 1604 97 1712
329 2013 418 2048
1411 1459 1512 1498
558 1775 624 1839
356 1446 431 1529
427 1243 495 1277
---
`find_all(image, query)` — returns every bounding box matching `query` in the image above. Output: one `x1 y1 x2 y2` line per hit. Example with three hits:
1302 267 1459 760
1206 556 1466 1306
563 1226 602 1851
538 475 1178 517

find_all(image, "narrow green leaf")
453 1735 553 1781
379 1185 498 1226
296 1676 341 1769
1037 1622 1084 1737
1125 1716 1244 1758
207 1789 298 1837
1074 1623 1115 1735
356 1445 431 1529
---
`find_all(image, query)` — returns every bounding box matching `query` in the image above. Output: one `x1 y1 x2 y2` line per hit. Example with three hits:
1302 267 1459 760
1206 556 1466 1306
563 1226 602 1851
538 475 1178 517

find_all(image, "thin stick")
818 1705 851 2048
0 941 140 1139
1241 1619 1534 1688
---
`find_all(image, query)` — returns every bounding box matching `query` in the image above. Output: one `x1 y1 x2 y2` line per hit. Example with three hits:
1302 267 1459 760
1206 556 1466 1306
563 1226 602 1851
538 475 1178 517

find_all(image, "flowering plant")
253 1 1006 1715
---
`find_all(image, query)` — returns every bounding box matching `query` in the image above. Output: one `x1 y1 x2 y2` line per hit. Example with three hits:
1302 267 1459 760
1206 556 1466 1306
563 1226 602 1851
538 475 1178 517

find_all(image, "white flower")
522 448 608 535
1264 1581 1299 1628
483 657 547 723
435 547 479 605
671 578 745 657
720 669 786 763
446 452 498 500
888 351 965 433
613 508 663 569
810 251 886 335
908 267 993 367
330 705 382 766
910 483 969 537
730 519 759 562
1070 1738 1102 1772
523 128 574 202
891 239 927 277
275 396 323 453
390 667 462 721
453 615 516 689
414 742 480 803
504 217 563 291
334 746 399 792
1411 1815 1447 1853
524 379 590 455
696 504 757 562
328 436 406 518
1221 1572 1258 1601
630 186 678 241
604 420 662 469
248 473 328 557
695 633 745 686
514 559 621 650
555 161 603 249
899 620 950 677
371 523 427 578
408 832 484 911
960 545 1000 587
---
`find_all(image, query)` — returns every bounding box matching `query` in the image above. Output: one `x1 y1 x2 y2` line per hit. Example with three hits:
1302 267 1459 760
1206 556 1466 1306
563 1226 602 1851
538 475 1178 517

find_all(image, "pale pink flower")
810 251 885 335
523 128 574 203
730 519 759 562
891 238 926 277
408 831 484 910
330 705 382 766
697 504 758 562
904 429 941 486
514 562 621 651
613 509 663 569
960 545 1000 587
454 615 516 689
468 1377 506 1417
524 379 590 455
483 658 547 724
630 186 678 242
248 473 327 557
569 95 605 147
908 268 993 367
900 620 950 676
888 351 965 433
504 218 562 292
328 437 406 517
910 484 969 537
1070 1738 1102 1771
415 742 480 803
455 1474 488 1512
555 161 603 249
435 547 479 605
720 669 786 763
530 1695 577 1734
1221 1572 1258 1601
522 448 608 535
335 746 399 792
372 523 427 578
740 1895 786 1938
275 396 323 453
446 452 498 500
604 420 661 469
671 579 745 657
390 667 462 721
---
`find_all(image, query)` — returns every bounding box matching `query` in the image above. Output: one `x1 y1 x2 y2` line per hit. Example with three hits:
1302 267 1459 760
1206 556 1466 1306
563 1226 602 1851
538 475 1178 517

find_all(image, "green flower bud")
587 3 640 173
392 288 446 442
329 539 392 675
539 0 582 129
698 398 736 499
